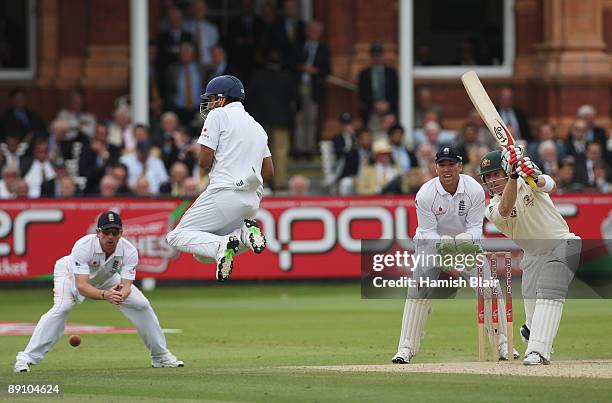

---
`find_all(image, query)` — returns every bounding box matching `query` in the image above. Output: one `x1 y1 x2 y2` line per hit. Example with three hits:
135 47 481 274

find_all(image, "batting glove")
516 157 541 180
500 145 523 174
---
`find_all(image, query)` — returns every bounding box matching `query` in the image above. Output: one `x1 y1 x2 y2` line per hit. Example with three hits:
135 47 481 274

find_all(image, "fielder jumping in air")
392 146 518 364
14 211 183 373
166 75 272 281
480 146 581 365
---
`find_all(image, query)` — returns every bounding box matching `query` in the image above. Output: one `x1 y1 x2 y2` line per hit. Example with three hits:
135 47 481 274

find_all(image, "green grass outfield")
1 283 611 402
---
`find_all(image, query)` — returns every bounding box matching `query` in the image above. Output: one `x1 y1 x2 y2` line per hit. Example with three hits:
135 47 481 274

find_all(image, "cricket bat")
461 71 536 188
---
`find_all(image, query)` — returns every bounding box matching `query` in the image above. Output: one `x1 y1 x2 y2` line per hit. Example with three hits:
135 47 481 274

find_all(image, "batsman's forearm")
499 178 518 217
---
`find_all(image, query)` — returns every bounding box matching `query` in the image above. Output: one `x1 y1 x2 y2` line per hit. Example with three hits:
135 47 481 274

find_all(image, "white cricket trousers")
166 188 260 260
16 261 172 365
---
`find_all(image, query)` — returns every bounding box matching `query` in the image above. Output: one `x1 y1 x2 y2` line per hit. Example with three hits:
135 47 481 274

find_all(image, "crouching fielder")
14 211 183 373
480 147 581 365
392 146 516 364
166 75 272 282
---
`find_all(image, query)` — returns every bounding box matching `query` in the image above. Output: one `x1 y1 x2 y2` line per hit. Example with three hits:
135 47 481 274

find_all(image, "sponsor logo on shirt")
510 207 517 217
111 260 122 274
523 194 534 207
434 206 445 216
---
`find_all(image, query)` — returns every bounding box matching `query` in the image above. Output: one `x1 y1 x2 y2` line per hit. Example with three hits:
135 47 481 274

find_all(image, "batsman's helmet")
200 75 245 117
479 150 506 191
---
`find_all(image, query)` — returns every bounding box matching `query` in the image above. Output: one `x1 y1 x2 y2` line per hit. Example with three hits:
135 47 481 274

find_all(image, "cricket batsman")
166 75 271 281
391 146 517 364
480 146 581 365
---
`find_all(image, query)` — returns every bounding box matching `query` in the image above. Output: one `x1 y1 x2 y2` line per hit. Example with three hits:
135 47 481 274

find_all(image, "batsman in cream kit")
389 146 517 364
480 146 581 365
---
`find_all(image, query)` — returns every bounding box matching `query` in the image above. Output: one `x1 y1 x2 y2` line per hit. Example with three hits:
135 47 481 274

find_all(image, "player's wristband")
509 173 519 179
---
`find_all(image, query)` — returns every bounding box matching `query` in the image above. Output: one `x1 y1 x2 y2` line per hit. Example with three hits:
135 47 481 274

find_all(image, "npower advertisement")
0 195 610 281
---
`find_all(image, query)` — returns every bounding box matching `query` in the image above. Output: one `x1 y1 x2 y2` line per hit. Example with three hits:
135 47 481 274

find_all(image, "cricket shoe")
151 355 184 368
216 235 240 282
391 350 414 364
498 342 520 361
523 352 550 366
242 219 266 253
14 360 31 373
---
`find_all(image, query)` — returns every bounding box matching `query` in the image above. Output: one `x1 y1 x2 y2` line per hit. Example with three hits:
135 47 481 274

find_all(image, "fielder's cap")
97 211 123 230
339 112 353 124
435 146 463 163
370 43 383 54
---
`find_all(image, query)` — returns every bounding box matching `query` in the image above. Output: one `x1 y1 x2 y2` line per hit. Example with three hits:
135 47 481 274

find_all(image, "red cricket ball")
69 335 81 347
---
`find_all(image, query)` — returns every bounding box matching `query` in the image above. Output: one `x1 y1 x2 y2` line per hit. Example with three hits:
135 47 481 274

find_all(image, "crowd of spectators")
0 0 610 199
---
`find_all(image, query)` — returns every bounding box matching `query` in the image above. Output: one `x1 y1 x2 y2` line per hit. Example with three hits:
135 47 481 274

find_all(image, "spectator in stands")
0 88 47 143
134 176 152 197
20 139 56 198
332 112 357 159
184 0 220 67
563 118 590 184
496 87 531 141
155 111 180 151
338 128 373 195
288 175 311 196
182 177 200 197
157 6 193 75
166 42 206 126
13 178 29 199
120 140 169 195
583 142 610 187
466 109 495 149
358 43 399 126
294 20 331 156
160 161 189 197
56 90 96 139
204 45 241 84
415 142 437 182
371 112 397 140
414 87 443 129
228 0 266 87
109 162 132 196
48 118 88 163
414 121 442 152
99 174 119 198
401 169 427 195
108 105 135 152
556 157 583 194
356 139 400 195
388 124 416 174
576 104 607 148
1 132 26 172
456 122 485 167
79 122 121 194
0 164 18 199
593 161 612 193
528 122 564 161
58 176 77 197
249 49 297 189
161 127 197 173
266 0 305 70
536 139 560 177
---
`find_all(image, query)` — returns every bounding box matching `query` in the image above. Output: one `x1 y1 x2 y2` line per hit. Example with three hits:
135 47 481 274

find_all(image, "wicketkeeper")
480 146 581 365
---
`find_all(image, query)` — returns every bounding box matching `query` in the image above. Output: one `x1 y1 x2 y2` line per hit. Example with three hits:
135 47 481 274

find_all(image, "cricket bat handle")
525 176 536 189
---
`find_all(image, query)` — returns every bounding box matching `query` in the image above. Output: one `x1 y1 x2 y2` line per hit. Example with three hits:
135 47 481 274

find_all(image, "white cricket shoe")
498 342 520 361
216 235 240 282
523 352 550 366
14 360 31 373
241 219 266 254
151 355 184 368
391 350 413 364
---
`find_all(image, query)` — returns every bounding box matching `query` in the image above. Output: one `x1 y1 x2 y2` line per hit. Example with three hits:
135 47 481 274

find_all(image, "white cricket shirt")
198 102 272 192
66 234 138 287
414 174 486 240
485 177 574 255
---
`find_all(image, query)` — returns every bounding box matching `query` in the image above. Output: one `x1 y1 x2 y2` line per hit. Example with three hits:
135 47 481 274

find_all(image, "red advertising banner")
0 195 610 281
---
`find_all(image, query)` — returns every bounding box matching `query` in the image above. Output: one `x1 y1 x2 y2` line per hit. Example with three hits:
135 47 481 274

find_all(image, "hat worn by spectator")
339 112 353 124
372 139 392 155
97 211 123 230
435 146 463 163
